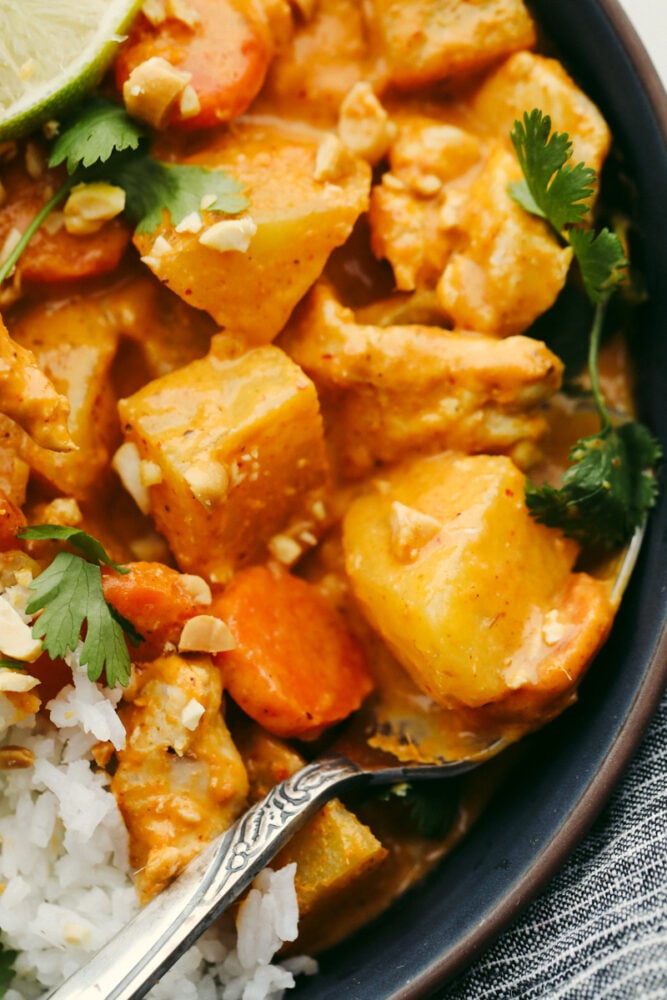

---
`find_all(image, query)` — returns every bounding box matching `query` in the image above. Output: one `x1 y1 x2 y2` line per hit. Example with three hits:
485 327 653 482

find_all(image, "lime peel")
0 0 144 142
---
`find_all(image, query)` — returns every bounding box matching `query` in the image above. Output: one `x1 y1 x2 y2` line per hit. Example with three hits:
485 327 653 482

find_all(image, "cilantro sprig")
0 96 248 283
510 109 661 550
18 525 142 688
0 944 17 998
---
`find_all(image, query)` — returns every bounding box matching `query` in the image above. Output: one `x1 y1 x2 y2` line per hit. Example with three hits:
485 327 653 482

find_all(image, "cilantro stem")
0 180 73 285
588 298 611 431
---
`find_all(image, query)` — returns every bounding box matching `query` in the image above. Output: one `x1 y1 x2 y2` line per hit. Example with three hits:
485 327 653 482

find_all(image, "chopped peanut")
178 614 237 653
198 217 257 253
338 82 396 165
122 56 194 129
63 183 126 236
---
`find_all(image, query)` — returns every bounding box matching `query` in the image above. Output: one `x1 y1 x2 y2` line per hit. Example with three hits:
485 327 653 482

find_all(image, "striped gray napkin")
440 690 667 999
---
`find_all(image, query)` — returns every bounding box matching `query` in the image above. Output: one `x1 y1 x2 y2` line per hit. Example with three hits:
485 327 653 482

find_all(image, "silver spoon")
46 525 645 1000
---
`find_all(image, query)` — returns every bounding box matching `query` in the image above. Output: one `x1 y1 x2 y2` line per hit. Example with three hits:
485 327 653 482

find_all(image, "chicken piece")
368 116 483 291
112 652 248 903
255 0 376 126
469 51 611 178
136 117 370 343
0 316 73 452
7 295 122 499
437 143 573 335
118 339 329 583
343 452 615 721
279 284 562 477
366 0 536 90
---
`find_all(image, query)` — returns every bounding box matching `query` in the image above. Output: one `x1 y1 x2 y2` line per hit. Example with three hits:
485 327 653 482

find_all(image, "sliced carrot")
114 0 273 130
0 490 26 550
0 155 131 284
101 561 209 659
212 564 374 738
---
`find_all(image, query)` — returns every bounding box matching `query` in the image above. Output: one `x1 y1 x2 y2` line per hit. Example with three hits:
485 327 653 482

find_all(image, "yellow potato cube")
135 119 370 343
118 342 329 583
238 725 387 948
343 452 614 711
368 0 536 89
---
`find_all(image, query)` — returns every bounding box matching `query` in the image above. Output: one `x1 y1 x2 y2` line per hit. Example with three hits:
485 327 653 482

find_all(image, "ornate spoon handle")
47 753 364 1000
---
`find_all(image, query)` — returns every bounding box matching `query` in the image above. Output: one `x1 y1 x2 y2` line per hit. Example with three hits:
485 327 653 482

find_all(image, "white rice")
0 667 317 999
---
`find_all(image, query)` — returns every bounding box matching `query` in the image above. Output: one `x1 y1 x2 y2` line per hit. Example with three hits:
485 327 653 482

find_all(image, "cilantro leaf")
510 110 596 231
567 226 628 304
110 155 248 232
18 525 129 573
25 552 134 687
0 944 17 997
49 97 148 174
526 421 661 550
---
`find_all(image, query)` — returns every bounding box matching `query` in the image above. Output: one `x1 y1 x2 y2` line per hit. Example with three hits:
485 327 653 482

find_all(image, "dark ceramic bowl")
295 1 667 996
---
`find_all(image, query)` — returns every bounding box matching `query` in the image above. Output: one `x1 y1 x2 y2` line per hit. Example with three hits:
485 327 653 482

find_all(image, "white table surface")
618 0 667 84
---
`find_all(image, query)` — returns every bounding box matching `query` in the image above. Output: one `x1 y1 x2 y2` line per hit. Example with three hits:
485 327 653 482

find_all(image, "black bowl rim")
396 1 667 994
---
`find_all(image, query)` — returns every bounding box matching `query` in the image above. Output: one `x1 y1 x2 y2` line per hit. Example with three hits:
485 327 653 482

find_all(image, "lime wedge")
0 0 143 141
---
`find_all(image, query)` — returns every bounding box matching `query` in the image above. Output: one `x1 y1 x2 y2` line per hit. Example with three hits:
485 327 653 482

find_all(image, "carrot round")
114 0 273 130
212 564 374 738
0 157 130 284
101 561 209 659
0 490 26 551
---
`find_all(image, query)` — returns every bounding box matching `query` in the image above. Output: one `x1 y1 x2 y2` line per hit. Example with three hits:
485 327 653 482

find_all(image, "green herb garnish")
510 109 660 549
0 944 17 997
0 96 248 283
17 525 142 688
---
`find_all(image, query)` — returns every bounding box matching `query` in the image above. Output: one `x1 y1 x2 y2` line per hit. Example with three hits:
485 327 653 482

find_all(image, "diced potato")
118 341 329 583
437 143 573 335
135 118 371 342
342 452 614 714
469 51 611 177
367 0 536 89
113 653 248 903
280 284 563 477
8 296 122 499
238 725 387 940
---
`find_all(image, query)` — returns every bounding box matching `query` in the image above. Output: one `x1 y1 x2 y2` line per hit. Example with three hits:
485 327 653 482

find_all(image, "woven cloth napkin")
439 689 667 999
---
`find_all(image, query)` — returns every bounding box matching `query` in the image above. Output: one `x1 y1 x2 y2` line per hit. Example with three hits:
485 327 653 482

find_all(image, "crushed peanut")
198 216 257 253
389 501 441 563
314 133 353 183
178 615 237 653
183 460 230 506
112 441 151 514
179 574 212 606
63 182 126 235
338 82 396 165
122 56 193 129
0 595 42 662
0 745 35 770
268 533 302 566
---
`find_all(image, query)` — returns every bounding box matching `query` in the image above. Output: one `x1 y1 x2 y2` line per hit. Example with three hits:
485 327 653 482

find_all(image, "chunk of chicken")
279 284 562 477
0 316 73 453
112 653 248 903
366 0 536 90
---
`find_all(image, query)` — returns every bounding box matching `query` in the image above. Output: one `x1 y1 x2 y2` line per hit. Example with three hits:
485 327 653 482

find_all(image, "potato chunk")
280 284 563 477
343 453 614 713
135 118 370 342
112 653 248 903
367 0 536 89
238 725 387 952
118 341 329 583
